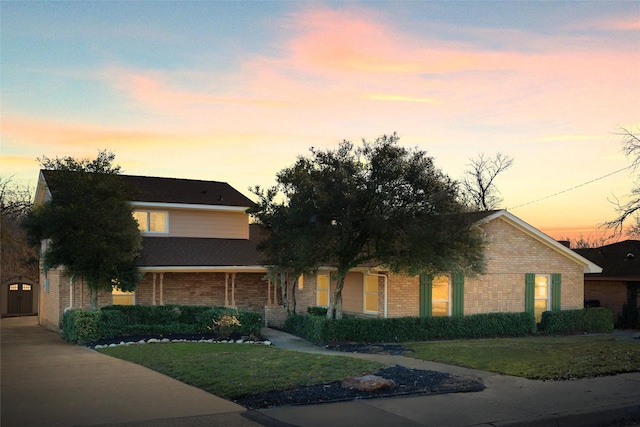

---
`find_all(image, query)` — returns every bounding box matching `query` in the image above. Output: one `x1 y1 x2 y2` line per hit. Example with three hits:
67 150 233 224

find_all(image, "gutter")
63 275 74 313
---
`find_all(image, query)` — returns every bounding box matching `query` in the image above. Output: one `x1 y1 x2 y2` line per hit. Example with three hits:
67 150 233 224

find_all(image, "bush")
61 305 262 344
284 312 536 344
61 310 101 344
307 306 328 317
539 308 614 334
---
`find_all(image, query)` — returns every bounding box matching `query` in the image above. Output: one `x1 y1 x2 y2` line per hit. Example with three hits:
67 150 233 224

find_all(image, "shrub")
307 306 328 317
62 310 101 344
284 312 536 344
539 308 614 334
62 305 262 344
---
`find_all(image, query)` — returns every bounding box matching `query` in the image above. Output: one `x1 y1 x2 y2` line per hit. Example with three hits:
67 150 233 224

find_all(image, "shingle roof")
138 224 267 267
41 170 254 208
575 240 640 279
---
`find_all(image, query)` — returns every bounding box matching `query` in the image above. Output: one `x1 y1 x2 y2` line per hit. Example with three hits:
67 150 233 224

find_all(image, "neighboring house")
289 210 602 323
35 171 280 331
575 240 640 321
34 170 602 331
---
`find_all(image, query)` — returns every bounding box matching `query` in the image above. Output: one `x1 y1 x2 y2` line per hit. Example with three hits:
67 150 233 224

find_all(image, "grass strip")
405 335 640 380
97 343 383 399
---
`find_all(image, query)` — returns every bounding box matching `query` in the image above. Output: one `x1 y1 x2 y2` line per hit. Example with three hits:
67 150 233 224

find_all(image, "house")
35 171 281 331
288 210 602 323
575 240 640 322
34 170 602 331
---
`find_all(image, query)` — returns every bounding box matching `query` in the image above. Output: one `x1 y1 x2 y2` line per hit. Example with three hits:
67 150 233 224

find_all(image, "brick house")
34 171 601 331
575 240 640 322
35 171 281 331
290 210 602 323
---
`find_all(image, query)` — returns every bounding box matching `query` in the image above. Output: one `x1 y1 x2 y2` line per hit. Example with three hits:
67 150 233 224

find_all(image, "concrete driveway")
1 316 264 427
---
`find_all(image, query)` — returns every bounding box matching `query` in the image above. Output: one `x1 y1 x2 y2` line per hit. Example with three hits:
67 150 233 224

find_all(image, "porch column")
224 273 229 306
159 273 164 305
231 273 236 307
152 273 157 306
267 279 273 306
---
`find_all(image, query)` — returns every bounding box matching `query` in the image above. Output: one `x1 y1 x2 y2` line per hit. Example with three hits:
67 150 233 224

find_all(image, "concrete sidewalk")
0 316 262 427
258 327 640 427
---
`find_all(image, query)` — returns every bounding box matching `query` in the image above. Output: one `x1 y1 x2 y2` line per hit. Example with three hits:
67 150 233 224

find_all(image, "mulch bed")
235 364 485 409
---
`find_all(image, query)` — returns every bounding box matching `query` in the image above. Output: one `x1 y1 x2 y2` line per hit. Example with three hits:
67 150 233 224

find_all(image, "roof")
470 209 603 274
575 240 640 280
39 170 254 208
138 224 267 271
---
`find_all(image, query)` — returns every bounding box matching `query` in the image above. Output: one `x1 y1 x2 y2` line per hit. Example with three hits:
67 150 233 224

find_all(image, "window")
363 275 379 313
317 273 329 307
534 274 550 322
298 275 304 290
525 273 561 322
133 210 168 233
112 288 135 305
431 275 451 317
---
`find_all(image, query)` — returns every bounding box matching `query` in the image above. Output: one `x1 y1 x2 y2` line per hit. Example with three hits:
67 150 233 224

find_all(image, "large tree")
0 176 39 285
23 151 142 309
460 152 514 211
604 127 640 236
251 134 486 319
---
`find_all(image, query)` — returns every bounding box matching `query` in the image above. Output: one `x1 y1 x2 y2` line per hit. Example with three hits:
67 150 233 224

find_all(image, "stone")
263 341 272 346
342 375 396 392
147 338 159 343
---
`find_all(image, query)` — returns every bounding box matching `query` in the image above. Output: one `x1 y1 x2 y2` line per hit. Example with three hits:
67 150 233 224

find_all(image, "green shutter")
525 273 535 316
452 273 465 317
551 273 561 311
419 274 432 318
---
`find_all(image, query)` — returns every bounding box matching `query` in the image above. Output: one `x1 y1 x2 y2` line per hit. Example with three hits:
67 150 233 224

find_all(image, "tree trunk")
280 273 290 316
90 287 98 311
291 276 297 315
326 273 346 320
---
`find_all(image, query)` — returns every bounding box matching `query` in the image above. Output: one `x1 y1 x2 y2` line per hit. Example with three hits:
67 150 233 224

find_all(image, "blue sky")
1 1 639 242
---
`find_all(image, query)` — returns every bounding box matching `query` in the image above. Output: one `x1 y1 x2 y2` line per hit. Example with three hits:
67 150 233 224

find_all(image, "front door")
8 283 33 314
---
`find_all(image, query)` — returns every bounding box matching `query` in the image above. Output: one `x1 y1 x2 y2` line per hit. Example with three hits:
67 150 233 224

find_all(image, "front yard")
405 335 640 380
97 334 640 405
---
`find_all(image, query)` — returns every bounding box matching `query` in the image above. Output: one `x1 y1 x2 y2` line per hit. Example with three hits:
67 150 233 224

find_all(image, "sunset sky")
1 1 639 244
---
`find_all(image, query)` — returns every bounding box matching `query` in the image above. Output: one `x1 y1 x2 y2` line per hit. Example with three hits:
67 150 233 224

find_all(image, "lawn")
97 343 383 399
404 335 640 380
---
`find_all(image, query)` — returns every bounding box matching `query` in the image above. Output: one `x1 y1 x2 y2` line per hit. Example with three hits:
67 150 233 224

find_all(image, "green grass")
405 335 640 380
97 343 383 399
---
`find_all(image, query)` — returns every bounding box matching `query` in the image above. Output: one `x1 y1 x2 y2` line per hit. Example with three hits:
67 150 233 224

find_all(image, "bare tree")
460 153 514 211
604 127 640 236
0 176 39 285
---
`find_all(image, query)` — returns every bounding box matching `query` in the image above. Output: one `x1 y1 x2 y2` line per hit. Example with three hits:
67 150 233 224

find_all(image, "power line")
508 165 632 210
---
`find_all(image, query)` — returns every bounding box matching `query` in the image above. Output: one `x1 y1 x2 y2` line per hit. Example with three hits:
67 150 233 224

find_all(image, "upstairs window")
133 210 168 234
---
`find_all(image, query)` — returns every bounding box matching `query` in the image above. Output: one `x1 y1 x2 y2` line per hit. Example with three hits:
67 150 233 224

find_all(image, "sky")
1 1 639 244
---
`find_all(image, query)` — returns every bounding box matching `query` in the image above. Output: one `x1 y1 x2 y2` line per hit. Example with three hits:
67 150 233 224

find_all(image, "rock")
263 340 272 346
147 338 159 343
138 339 146 344
94 345 103 349
342 375 396 392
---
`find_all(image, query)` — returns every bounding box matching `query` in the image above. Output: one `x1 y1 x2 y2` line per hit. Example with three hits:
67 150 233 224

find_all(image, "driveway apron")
1 316 259 427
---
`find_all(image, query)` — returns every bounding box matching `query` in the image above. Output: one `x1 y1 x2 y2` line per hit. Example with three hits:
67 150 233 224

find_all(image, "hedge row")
539 308 614 334
284 312 537 344
62 305 263 344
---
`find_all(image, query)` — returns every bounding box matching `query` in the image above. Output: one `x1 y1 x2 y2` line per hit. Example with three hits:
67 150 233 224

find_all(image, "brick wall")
377 217 586 318
585 280 637 319
135 272 270 314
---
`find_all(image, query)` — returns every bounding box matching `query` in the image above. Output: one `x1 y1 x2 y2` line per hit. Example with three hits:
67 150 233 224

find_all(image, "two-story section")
35 171 276 331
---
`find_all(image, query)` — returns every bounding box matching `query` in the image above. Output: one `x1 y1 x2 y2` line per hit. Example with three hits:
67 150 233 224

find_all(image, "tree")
604 127 640 237
250 134 486 319
23 151 142 310
0 176 39 286
460 153 514 211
